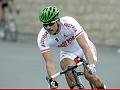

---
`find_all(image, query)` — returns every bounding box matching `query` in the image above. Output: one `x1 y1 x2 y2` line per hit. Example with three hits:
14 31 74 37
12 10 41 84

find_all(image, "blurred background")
0 0 120 88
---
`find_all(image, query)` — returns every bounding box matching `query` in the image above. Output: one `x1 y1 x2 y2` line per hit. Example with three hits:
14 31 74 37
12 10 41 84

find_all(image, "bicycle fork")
72 70 84 88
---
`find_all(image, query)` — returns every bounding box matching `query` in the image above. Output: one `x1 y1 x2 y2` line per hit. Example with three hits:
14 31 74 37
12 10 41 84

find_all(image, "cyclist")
0 0 16 23
37 6 106 89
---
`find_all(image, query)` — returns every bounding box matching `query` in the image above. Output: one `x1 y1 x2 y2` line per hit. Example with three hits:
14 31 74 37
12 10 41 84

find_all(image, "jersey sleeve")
63 16 84 38
37 29 50 53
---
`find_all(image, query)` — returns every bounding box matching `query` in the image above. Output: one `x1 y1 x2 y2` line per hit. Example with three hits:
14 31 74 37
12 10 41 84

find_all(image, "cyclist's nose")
46 25 52 30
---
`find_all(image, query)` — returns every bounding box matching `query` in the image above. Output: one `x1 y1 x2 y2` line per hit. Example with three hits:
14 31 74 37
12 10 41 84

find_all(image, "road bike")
46 57 95 89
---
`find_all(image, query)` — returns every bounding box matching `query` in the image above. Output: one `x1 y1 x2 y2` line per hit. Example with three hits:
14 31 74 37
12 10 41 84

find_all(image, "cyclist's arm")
42 51 57 77
76 33 96 66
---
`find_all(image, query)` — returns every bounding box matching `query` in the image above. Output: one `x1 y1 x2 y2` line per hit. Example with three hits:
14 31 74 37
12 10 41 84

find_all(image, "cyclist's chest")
48 28 75 48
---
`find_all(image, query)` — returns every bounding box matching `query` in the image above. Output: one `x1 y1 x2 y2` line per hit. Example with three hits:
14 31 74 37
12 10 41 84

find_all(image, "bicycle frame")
70 67 84 88
46 58 95 89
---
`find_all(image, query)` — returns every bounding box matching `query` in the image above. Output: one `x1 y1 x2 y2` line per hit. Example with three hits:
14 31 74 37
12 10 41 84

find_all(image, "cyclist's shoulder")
60 16 76 22
37 28 49 39
37 28 50 48
60 16 78 26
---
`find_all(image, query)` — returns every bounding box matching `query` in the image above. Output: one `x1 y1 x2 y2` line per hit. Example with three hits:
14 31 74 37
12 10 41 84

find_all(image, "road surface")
0 35 120 88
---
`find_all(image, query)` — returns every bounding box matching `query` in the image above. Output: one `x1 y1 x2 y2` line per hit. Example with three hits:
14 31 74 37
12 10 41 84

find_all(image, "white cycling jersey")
37 16 97 61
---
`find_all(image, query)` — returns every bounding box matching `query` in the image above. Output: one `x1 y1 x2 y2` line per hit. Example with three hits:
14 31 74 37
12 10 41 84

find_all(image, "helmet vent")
49 7 52 10
39 6 60 23
53 8 55 12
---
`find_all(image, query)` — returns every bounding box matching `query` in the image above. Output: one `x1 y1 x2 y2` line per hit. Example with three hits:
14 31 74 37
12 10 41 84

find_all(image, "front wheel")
0 25 7 40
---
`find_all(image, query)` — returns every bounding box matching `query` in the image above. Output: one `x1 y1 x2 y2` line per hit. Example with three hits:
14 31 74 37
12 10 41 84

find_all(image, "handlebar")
51 61 83 79
46 58 93 88
49 58 88 79
46 58 89 88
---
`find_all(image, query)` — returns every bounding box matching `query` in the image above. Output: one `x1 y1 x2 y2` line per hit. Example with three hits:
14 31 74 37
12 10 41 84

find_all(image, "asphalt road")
0 35 120 88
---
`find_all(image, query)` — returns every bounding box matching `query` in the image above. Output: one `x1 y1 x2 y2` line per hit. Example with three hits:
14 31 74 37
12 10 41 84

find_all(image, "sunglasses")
43 19 58 28
43 22 55 27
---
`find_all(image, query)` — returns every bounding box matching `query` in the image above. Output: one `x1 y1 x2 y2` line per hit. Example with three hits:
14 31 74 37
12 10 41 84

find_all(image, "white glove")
87 64 96 74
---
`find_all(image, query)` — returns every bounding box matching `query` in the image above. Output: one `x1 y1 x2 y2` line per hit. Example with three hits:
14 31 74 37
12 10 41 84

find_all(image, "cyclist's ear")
58 18 60 21
57 18 60 24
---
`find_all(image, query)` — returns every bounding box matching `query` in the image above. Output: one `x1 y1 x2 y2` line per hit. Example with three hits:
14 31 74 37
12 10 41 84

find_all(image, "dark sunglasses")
43 22 55 27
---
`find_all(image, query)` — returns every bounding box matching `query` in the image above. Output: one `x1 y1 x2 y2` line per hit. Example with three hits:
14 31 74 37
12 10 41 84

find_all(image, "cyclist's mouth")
48 29 55 34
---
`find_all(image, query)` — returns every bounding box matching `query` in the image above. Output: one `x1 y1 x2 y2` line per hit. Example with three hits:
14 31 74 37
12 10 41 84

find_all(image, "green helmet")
39 6 60 23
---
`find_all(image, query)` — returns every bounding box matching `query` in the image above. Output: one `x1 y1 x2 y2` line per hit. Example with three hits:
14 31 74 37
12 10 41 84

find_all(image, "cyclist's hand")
50 80 58 88
46 76 58 88
87 64 96 74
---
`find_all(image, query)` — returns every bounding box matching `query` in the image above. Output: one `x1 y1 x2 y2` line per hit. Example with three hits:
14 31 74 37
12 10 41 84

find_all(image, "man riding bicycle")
0 0 13 21
37 6 106 89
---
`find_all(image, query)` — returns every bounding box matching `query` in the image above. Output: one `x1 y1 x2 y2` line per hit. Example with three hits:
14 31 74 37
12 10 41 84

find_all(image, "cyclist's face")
43 20 59 35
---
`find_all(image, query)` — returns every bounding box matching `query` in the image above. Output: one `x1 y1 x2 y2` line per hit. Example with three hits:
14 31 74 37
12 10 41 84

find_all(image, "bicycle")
0 4 19 42
46 57 95 89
